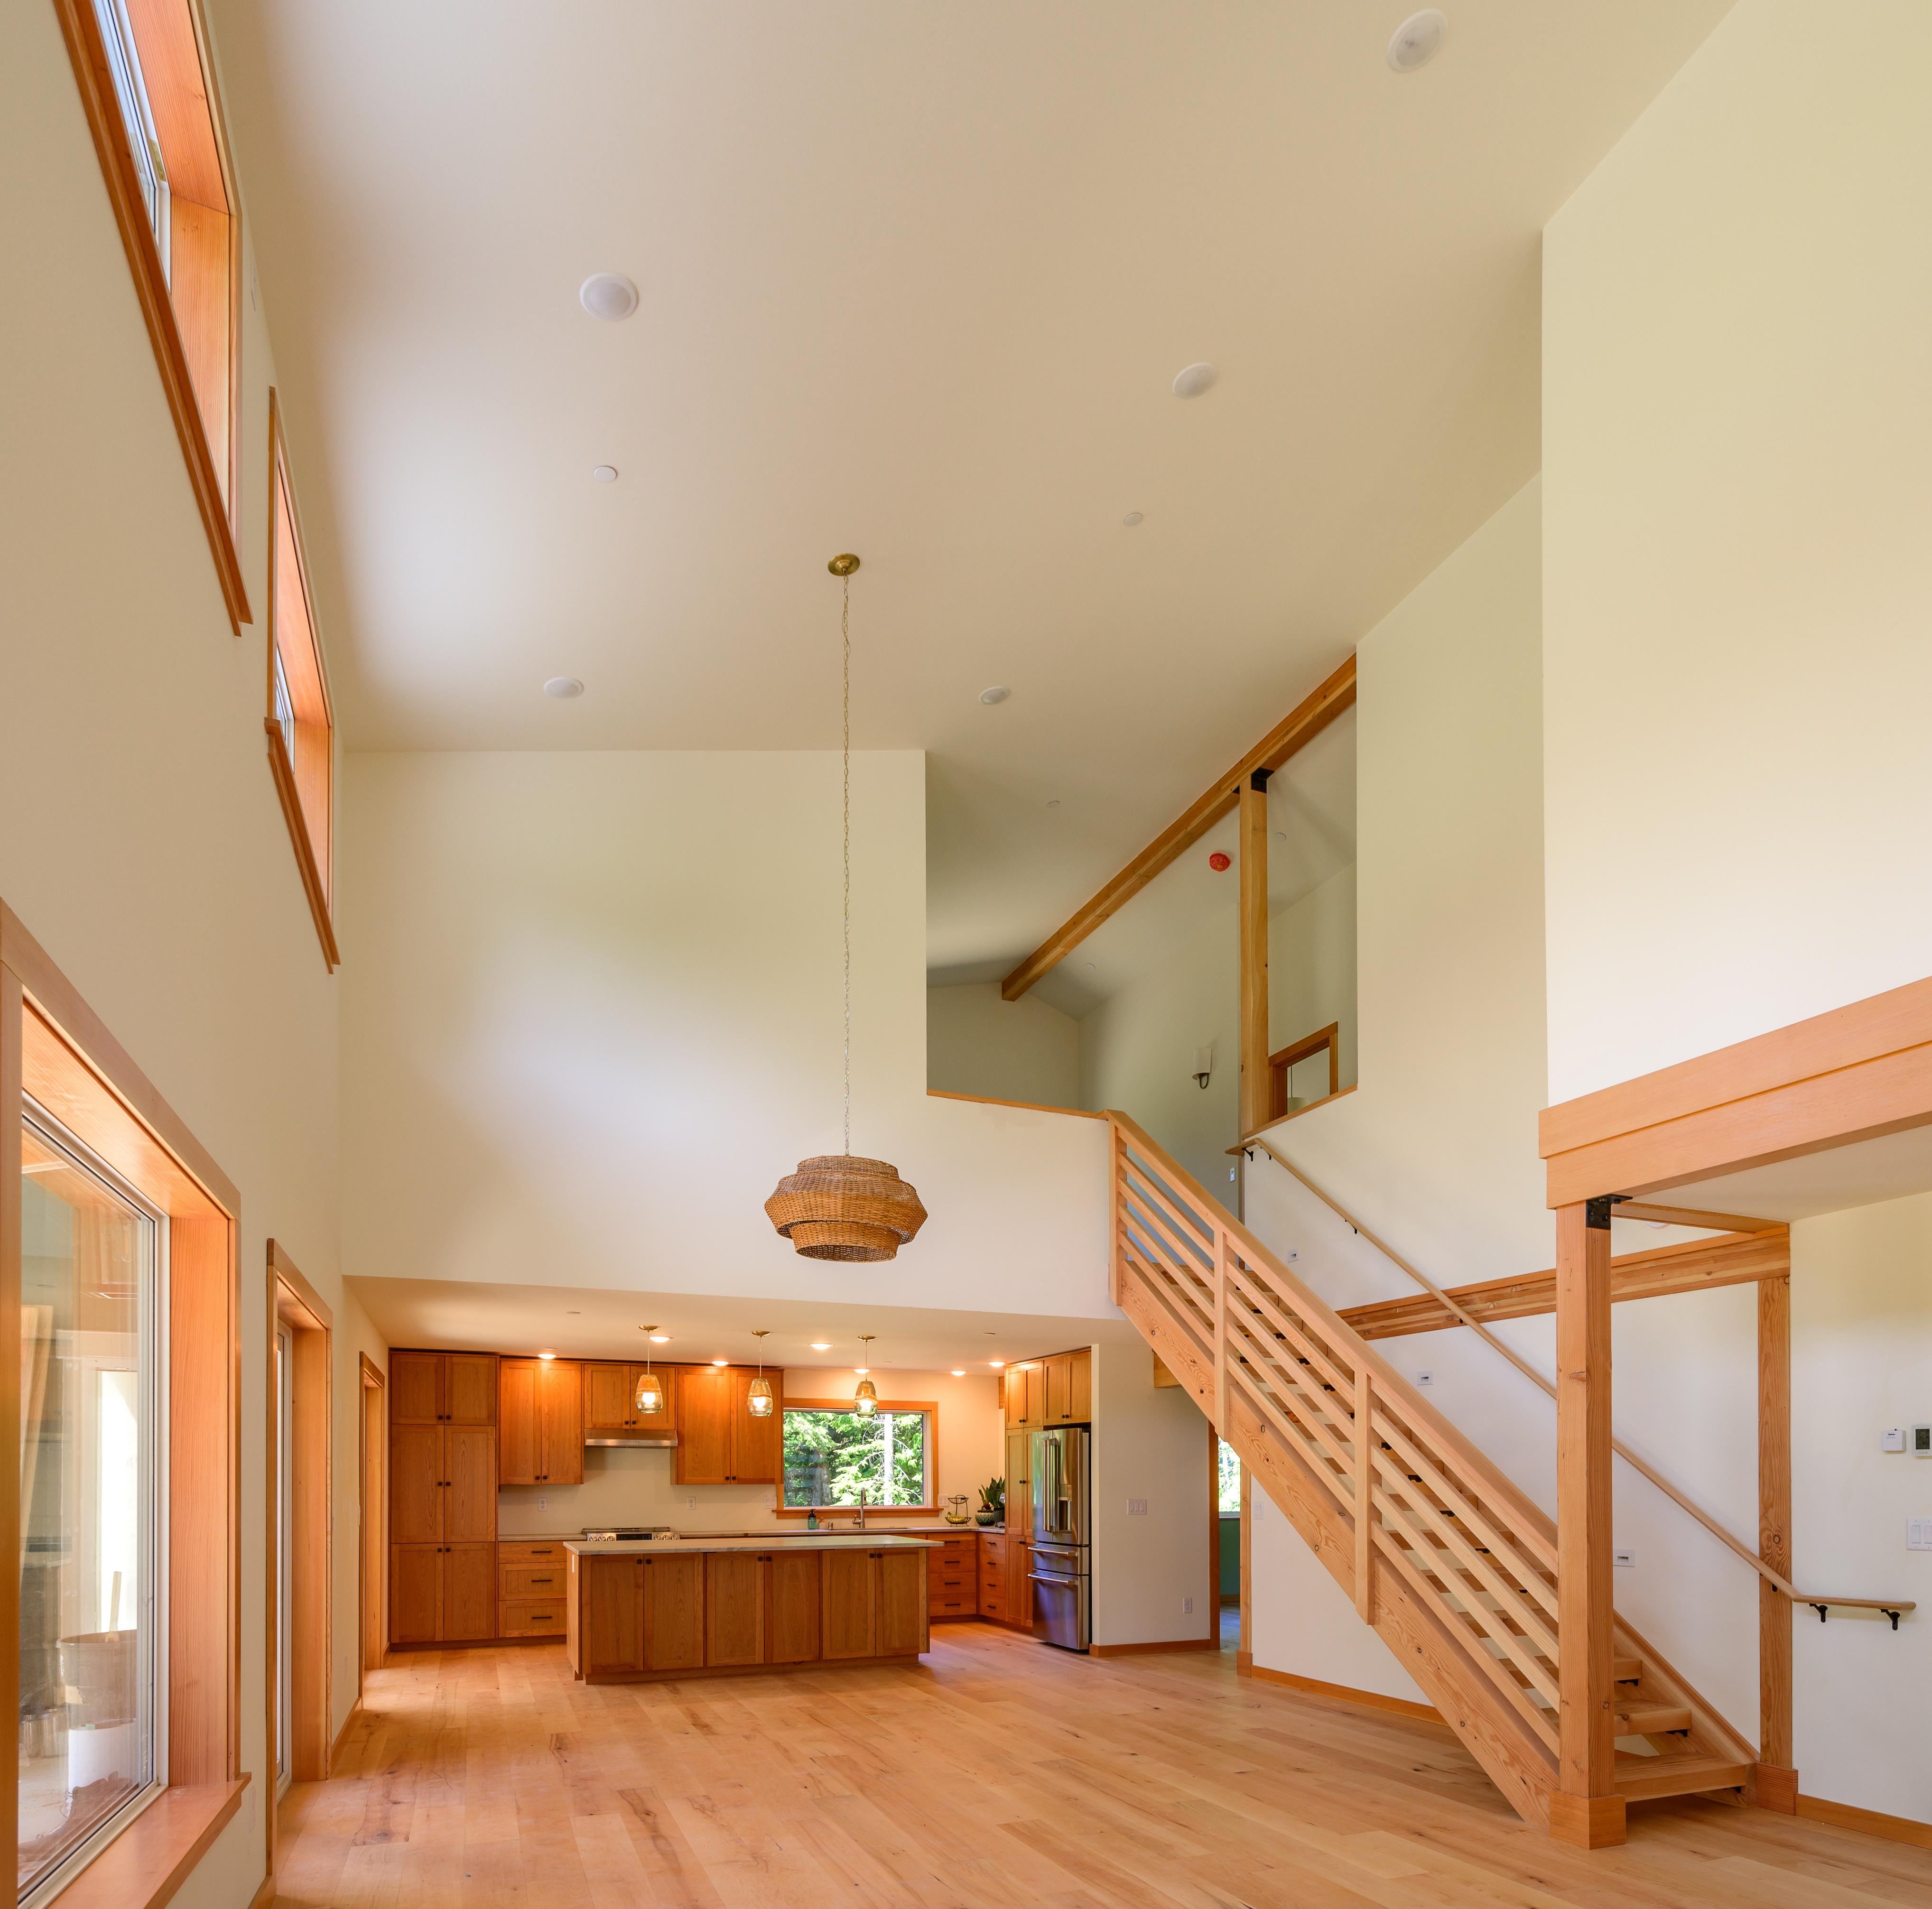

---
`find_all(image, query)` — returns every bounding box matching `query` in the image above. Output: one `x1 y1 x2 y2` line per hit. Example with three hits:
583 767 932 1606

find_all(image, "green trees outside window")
782 1407 929 1509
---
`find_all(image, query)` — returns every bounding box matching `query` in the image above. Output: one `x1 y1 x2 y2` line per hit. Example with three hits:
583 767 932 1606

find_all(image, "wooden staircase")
1106 1112 1757 1832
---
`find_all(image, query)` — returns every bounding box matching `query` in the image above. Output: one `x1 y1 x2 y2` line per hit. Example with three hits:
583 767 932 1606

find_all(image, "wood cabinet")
643 1554 706 1670
822 1548 927 1660
703 1550 822 1668
499 1358 584 1485
1003 1361 1042 1430
1044 1348 1091 1425
926 1532 978 1620
390 1543 494 1643
1011 1539 1032 1631
1005 1428 1033 1544
576 1554 709 1675
392 1350 498 1425
498 1538 568 1640
978 1530 1008 1622
390 1354 498 1645
674 1363 779 1484
583 1361 675 1432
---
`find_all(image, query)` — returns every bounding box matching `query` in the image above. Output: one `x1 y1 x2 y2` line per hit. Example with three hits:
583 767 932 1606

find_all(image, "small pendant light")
634 1327 666 1417
746 1330 774 1418
764 556 928 1261
853 1335 879 1417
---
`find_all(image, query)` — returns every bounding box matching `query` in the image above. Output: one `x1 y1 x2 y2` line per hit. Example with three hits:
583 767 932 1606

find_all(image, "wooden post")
1215 1235 1230 1431
1550 1198 1625 1849
1755 1275 1797 1809
1353 1363 1374 1622
1238 772 1270 1138
1237 1463 1252 1671
1107 1120 1125 1305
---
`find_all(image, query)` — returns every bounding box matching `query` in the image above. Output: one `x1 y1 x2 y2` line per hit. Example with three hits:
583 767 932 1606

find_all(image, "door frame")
359 1355 386 1676
265 1234 332 1881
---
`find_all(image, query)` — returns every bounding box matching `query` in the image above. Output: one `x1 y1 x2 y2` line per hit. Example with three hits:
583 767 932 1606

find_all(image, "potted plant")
975 1478 1004 1527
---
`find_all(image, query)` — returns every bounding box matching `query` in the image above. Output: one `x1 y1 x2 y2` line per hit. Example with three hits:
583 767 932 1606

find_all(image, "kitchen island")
564 1534 939 1682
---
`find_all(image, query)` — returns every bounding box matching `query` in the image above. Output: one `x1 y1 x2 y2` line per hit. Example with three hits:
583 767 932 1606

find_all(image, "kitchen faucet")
856 1489 868 1532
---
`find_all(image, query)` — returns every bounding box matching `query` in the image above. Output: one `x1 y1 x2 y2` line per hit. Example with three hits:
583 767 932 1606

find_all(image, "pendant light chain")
842 570 852 1158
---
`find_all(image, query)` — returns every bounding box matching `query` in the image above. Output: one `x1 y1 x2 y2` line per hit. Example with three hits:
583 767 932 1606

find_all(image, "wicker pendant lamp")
765 555 929 1262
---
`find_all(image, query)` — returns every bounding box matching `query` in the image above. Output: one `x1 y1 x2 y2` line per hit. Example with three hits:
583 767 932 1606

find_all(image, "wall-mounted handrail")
1242 1134 1914 1621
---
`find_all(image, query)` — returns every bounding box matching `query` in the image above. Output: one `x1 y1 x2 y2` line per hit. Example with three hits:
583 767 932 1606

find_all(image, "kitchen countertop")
506 1526 998 1542
566 1533 941 1557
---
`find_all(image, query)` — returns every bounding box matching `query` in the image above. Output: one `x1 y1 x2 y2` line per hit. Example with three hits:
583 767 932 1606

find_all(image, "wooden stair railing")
1105 1111 1759 1831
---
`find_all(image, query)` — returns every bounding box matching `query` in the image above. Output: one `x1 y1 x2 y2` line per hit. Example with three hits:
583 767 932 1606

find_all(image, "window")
266 391 339 969
57 0 249 627
781 1404 933 1512
1268 1021 1340 1121
18 1112 161 1907
1218 1440 1241 1515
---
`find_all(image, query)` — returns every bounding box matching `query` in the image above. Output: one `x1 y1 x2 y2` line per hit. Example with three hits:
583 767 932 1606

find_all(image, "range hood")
583 1429 679 1448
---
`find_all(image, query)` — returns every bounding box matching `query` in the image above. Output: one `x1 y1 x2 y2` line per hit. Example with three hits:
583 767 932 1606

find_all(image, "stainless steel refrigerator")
1030 1425 1090 1650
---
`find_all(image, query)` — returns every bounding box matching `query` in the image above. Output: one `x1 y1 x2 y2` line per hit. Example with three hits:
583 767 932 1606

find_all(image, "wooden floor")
272 1625 1932 1908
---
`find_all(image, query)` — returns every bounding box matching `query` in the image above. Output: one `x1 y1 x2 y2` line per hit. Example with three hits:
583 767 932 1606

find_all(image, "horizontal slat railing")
1107 1111 1568 1778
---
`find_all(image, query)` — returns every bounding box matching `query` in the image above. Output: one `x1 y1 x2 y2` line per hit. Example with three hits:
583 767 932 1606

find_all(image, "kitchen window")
780 1404 933 1513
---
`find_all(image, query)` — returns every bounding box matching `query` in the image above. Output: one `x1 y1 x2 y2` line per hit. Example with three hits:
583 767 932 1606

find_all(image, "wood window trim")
49 0 250 633
265 390 338 970
0 899 242 1906
1268 1021 1340 1122
358 1356 386 1686
773 1398 939 1519
264 1235 331 1909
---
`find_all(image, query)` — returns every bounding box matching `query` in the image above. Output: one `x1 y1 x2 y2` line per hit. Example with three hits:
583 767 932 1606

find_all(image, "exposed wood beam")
1001 654 1356 999
1338 1227 1790 1341
1610 1201 1778 1233
1238 773 1270 1137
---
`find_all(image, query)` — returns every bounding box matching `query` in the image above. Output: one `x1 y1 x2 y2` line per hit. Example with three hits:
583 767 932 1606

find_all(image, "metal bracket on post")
1584 1195 1616 1231
1249 767 1273 793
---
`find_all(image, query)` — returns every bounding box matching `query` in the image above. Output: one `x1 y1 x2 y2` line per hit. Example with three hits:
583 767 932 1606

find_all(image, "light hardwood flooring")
271 1625 1932 1908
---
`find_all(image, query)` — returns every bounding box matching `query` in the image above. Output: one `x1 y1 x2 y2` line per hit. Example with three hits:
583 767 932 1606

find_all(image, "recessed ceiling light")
950 1370 966 1377
1046 799 1061 810
537 1349 557 1361
989 1359 1006 1368
979 686 1011 705
1172 362 1217 399
854 1366 870 1376
1122 511 1143 527
711 1357 729 1366
566 1310 581 1316
592 465 618 483
649 1334 671 1343
810 1341 832 1351
544 676 584 699
578 272 639 321
1085 962 1096 971
1386 9 1446 72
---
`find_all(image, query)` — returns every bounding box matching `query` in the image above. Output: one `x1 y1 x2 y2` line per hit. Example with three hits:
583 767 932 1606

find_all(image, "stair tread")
1614 1753 1750 1801
1615 1705 1691 1734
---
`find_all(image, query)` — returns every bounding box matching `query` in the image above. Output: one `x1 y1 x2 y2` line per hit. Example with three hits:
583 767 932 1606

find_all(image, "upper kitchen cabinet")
1003 1360 1042 1430
675 1363 780 1484
392 1349 499 1425
499 1357 584 1485
1044 1348 1091 1425
584 1361 678 1433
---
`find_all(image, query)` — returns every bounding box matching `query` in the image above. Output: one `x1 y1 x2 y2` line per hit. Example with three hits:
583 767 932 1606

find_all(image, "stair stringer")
1118 1269 1557 1826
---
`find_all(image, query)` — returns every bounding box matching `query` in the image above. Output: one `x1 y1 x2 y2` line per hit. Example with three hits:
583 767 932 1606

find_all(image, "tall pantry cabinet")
390 1350 500 1644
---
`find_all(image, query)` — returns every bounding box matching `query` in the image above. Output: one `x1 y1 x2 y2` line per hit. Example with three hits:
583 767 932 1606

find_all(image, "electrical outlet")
1415 1370 1434 1388
1908 1518 1932 1553
1884 1428 1906 1453
1182 1596 1194 1614
1614 1549 1635 1568
1229 1168 1237 1182
1127 1497 1148 1516
537 1495 547 1511
687 1496 697 1509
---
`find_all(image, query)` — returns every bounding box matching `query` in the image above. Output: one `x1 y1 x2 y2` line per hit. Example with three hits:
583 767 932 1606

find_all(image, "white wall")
1788 1197 1932 1825
0 5 374 1901
341 751 1111 1320
927 981 1080 1108
496 1366 1003 1536
1077 864 1356 1200
1542 0 1932 1102
1089 1341 1214 1648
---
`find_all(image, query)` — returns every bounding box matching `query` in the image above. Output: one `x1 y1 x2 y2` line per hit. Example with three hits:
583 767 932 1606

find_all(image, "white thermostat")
1913 1424 1932 1457
1884 1428 1906 1453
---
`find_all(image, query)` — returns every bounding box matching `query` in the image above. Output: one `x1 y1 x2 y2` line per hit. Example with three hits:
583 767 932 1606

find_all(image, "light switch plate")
1127 1497 1148 1516
1908 1518 1932 1553
1182 1596 1194 1614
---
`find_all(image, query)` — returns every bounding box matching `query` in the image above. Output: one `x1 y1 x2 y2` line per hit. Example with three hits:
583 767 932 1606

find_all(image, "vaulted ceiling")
211 0 1731 977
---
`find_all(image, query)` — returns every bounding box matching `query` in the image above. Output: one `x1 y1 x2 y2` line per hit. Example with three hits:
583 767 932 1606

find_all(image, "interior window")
18 1112 161 1908
89 0 169 273
781 1407 930 1510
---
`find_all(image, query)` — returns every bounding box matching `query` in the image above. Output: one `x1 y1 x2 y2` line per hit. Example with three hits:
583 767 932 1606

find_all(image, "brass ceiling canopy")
765 555 928 1263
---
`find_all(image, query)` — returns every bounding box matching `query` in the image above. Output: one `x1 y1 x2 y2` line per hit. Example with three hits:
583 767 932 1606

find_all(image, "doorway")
360 1356 385 1675
1216 1436 1243 1650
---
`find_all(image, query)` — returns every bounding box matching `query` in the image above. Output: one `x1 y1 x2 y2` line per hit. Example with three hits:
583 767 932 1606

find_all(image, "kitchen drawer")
498 1540 570 1567
500 1598 566 1638
501 1565 567 1599
979 1589 1006 1622
929 1594 975 1619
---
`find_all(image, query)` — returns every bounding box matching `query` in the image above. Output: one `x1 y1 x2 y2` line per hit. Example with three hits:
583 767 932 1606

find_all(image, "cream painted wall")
1089 1341 1215 1649
927 981 1080 1108
0 5 377 1903
340 751 1111 1319
1543 0 1932 1101
1077 864 1357 1199
496 1366 1002 1536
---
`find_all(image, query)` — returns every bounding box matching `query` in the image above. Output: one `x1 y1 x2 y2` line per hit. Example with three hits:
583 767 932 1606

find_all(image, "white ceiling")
345 1275 1147 1374
214 0 1732 976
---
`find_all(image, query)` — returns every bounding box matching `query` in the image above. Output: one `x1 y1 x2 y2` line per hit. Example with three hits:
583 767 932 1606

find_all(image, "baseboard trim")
1089 1638 1216 1657
1245 1663 1442 1724
249 1871 276 1909
1795 1793 1932 1851
1235 1649 1253 1674
328 1700 362 1773
1753 1763 1799 1814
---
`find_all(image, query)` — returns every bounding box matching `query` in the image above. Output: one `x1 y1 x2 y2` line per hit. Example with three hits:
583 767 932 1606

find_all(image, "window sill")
49 1779 248 1909
774 1505 940 1520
